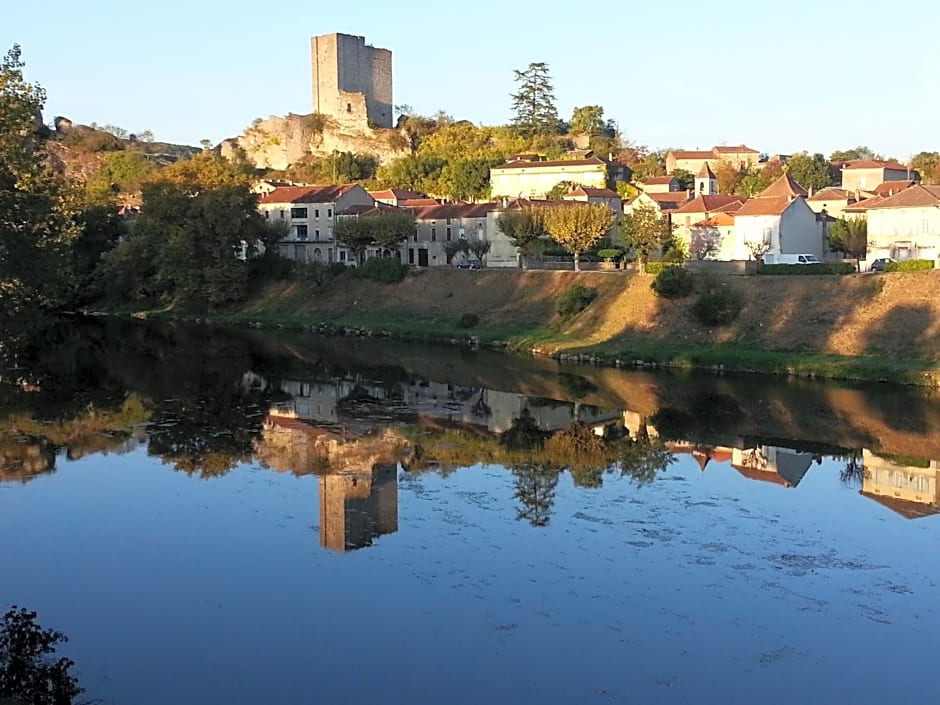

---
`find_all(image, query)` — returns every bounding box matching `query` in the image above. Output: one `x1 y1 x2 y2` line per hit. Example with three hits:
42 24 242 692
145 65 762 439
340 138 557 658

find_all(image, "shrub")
596 248 623 261
645 261 664 275
651 266 694 299
662 244 688 264
885 259 935 272
556 285 598 316
353 257 408 283
759 263 856 275
458 313 479 329
692 286 743 327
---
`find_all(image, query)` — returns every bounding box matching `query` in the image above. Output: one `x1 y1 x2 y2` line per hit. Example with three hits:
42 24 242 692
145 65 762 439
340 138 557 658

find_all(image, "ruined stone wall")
311 33 393 130
219 112 409 171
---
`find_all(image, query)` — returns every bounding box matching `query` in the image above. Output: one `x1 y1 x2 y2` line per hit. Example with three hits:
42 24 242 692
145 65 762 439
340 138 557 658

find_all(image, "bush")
458 313 479 329
759 263 856 275
596 248 623 261
556 285 598 316
645 261 664 275
885 259 935 272
662 245 688 264
651 266 694 299
692 286 743 327
353 257 408 283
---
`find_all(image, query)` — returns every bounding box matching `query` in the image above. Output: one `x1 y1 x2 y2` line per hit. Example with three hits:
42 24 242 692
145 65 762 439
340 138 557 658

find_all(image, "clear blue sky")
4 0 937 159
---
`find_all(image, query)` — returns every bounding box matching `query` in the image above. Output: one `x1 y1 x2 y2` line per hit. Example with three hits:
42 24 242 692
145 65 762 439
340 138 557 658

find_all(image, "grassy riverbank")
129 268 940 386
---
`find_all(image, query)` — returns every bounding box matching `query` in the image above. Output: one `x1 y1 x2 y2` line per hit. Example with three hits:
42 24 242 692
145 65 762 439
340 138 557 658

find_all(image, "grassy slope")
168 268 940 385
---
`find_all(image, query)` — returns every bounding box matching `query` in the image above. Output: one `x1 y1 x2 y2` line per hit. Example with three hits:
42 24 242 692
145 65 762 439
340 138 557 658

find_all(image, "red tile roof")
368 188 429 200
807 187 854 202
758 173 808 198
672 194 743 214
412 203 502 220
398 198 442 206
259 184 361 204
669 150 714 160
713 144 759 154
696 162 716 178
871 180 917 197
693 212 736 227
492 157 607 171
734 196 795 217
860 491 940 520
567 186 620 198
639 175 677 185
866 184 940 209
839 159 913 172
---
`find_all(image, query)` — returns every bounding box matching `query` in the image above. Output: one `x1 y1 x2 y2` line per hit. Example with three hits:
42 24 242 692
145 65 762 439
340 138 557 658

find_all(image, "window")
315 209 320 218
431 227 437 242
296 225 308 240
315 229 320 240
446 218 452 225
413 228 418 242
263 211 269 219
290 207 307 219
327 208 332 218
340 250 347 262
279 211 285 219
446 227 452 241
346 103 352 113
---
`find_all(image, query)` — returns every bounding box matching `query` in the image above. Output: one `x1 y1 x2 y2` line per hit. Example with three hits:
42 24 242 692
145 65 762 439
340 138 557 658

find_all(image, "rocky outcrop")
219 112 410 171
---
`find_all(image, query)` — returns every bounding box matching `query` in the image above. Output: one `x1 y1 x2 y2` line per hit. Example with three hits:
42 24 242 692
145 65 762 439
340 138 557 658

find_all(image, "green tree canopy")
829 217 868 270
0 44 76 315
542 203 614 271
829 146 882 162
510 62 561 137
910 152 940 183
496 207 547 268
569 105 605 136
86 149 157 198
438 157 500 201
784 152 832 191
620 202 674 273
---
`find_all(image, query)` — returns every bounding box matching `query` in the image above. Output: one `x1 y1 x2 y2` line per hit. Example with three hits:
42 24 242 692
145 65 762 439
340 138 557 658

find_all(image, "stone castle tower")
311 33 393 130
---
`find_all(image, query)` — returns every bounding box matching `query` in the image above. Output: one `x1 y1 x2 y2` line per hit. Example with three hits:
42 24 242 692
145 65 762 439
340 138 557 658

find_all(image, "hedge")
759 263 856 275
885 259 935 272
645 261 664 275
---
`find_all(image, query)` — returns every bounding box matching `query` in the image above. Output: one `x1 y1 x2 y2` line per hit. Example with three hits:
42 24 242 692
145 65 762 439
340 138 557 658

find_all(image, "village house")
406 202 501 267
806 188 859 219
670 195 745 259
870 180 917 198
637 175 681 193
665 145 760 175
489 155 621 199
861 450 940 520
864 185 940 266
626 190 692 217
734 194 825 260
258 184 375 264
368 188 437 207
837 159 919 191
563 186 623 214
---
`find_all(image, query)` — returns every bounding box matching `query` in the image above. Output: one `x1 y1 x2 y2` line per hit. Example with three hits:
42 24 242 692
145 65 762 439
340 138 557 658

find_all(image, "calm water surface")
2 318 939 705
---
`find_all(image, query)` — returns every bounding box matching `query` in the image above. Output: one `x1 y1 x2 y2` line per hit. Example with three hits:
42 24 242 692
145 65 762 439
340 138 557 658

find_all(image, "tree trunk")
573 252 580 272
638 255 647 275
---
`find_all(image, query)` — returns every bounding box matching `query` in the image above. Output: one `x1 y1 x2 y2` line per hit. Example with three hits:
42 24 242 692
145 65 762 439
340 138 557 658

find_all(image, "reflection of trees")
511 463 560 527
544 423 615 488
500 410 547 450
839 450 867 487
618 430 676 485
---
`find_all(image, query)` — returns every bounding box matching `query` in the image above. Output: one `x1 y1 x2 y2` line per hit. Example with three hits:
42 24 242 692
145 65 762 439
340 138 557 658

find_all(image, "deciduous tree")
829 217 868 270
910 151 940 183
785 152 832 191
542 203 614 271
619 202 674 273
713 161 744 195
496 207 547 269
829 146 882 162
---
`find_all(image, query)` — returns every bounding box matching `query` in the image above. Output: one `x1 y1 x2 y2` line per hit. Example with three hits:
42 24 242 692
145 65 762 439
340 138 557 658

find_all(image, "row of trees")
497 201 672 272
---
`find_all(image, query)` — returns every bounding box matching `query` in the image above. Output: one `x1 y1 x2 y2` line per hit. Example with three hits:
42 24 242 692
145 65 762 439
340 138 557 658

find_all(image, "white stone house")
864 185 940 266
258 184 375 264
734 196 824 260
490 156 620 199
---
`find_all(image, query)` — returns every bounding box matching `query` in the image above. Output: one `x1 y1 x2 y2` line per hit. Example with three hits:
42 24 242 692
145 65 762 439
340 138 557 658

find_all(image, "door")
418 249 429 267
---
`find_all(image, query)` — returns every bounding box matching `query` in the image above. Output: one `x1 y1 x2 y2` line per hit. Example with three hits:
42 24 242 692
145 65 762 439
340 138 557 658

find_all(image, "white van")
763 253 821 265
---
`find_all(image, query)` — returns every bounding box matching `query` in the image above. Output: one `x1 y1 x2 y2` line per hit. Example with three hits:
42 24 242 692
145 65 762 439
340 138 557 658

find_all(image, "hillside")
217 269 940 385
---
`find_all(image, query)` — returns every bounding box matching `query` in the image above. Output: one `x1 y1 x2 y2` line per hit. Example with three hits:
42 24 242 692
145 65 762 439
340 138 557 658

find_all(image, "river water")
1 318 939 705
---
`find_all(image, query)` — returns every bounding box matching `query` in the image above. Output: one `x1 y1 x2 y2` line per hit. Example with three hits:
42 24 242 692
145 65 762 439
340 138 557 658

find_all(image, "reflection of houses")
860 450 940 519
320 463 398 552
730 446 816 488
0 435 56 483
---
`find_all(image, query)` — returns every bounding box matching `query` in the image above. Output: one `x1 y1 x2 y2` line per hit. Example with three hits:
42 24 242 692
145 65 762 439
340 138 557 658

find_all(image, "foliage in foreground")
352 257 409 284
885 259 935 272
556 285 598 316
692 283 743 327
759 263 856 275
651 266 694 298
0 607 82 705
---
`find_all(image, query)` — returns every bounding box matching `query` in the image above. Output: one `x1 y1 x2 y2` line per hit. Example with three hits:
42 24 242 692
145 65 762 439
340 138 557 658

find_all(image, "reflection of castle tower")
860 450 940 519
319 463 398 551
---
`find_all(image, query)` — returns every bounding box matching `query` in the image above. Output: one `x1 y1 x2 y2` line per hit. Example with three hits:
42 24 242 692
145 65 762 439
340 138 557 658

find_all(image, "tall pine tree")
510 62 561 138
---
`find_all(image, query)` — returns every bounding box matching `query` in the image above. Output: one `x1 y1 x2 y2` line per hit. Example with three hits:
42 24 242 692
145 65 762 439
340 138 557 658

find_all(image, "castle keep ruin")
311 33 393 130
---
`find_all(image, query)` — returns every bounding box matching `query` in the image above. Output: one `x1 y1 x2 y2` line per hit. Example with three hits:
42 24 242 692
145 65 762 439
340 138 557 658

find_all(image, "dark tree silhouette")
0 607 82 705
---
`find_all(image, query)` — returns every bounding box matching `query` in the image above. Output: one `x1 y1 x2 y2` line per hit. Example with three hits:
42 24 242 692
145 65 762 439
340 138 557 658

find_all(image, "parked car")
456 260 481 269
870 257 894 272
763 253 821 265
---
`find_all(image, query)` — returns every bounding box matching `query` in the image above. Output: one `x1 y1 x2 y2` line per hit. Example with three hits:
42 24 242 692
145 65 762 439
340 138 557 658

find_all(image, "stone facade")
312 33 393 130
